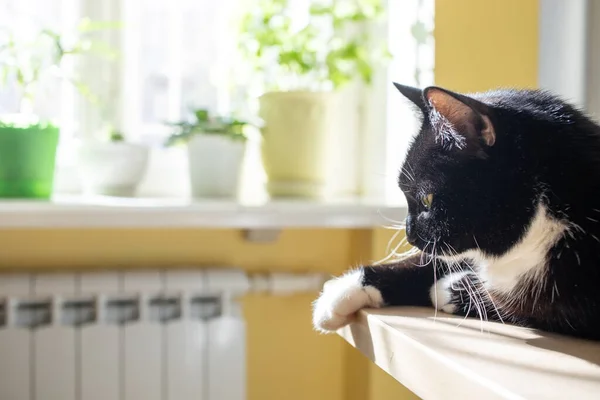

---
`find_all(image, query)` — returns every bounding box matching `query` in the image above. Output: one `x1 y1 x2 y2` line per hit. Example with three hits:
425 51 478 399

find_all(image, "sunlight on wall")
435 0 539 93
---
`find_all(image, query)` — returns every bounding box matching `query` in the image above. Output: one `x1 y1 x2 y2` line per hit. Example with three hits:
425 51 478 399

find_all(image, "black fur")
361 84 600 340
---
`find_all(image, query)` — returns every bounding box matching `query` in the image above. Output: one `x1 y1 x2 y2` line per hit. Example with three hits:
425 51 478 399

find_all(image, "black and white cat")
313 83 600 340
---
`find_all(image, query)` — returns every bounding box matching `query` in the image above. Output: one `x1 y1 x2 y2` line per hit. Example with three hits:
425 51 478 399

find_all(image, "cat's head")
394 83 541 258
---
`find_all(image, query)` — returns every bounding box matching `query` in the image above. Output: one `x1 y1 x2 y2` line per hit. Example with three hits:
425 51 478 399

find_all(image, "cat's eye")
421 194 433 209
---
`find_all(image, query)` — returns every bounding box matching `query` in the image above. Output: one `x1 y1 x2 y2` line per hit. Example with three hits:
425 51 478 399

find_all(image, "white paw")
429 271 469 314
312 269 383 333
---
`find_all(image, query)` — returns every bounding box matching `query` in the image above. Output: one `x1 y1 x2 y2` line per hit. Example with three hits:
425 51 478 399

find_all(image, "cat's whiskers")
374 225 420 265
448 246 485 326
551 281 560 303
460 268 488 330
530 273 549 314
413 233 435 268
417 242 435 268
470 235 505 324
442 243 480 327
564 317 576 331
431 239 439 321
385 227 405 253
402 163 416 182
566 221 586 243
400 168 415 183
444 241 501 330
433 238 487 329
407 163 417 180
377 210 407 228
472 235 481 250
389 236 415 260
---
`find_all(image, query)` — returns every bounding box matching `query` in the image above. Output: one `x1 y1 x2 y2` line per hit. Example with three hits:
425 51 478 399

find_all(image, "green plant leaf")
238 0 388 90
194 109 210 122
109 130 125 142
2 16 120 114
164 109 251 146
309 4 333 16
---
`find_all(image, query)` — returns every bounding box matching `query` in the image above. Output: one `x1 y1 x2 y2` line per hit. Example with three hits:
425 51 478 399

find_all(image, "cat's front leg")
313 254 463 333
311 268 386 333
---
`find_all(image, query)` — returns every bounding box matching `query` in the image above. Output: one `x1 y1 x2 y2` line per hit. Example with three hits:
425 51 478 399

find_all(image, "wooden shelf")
339 307 600 400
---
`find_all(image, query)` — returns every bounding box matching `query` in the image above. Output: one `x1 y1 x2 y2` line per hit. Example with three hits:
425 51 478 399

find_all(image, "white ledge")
0 195 407 229
339 307 600 400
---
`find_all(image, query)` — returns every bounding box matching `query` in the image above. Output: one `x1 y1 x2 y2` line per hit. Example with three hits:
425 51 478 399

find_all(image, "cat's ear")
393 82 427 113
423 86 496 150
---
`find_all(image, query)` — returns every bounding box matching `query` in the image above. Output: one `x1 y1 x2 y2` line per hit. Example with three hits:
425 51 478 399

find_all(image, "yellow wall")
0 228 355 400
0 229 351 272
434 0 539 93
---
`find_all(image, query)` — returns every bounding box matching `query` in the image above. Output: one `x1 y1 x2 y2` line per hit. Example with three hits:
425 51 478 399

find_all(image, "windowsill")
339 307 600 400
0 195 407 229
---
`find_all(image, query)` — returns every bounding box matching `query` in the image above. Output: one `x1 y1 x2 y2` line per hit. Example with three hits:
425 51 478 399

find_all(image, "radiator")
0 269 324 400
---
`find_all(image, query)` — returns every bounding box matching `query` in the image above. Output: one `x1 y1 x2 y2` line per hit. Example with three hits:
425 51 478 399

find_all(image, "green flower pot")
0 124 59 199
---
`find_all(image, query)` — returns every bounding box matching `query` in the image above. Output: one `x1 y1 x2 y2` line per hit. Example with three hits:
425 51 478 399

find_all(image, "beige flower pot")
259 91 337 198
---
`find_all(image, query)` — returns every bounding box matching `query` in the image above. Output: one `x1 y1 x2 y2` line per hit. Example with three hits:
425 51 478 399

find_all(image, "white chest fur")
441 203 567 294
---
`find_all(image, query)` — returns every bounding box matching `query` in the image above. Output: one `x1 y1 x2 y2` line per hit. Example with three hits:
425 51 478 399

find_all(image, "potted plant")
0 115 59 199
238 0 389 198
0 19 117 199
165 109 251 198
76 126 150 197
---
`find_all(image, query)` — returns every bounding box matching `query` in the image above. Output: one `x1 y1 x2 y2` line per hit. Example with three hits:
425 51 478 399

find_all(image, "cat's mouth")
409 236 444 256
414 239 465 260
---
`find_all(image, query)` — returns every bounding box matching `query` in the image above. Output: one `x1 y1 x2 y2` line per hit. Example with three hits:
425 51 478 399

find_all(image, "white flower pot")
259 91 338 198
187 134 246 198
77 141 150 197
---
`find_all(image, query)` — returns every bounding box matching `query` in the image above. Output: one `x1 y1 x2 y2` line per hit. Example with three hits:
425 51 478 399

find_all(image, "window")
365 0 434 203
0 0 80 153
0 0 434 201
